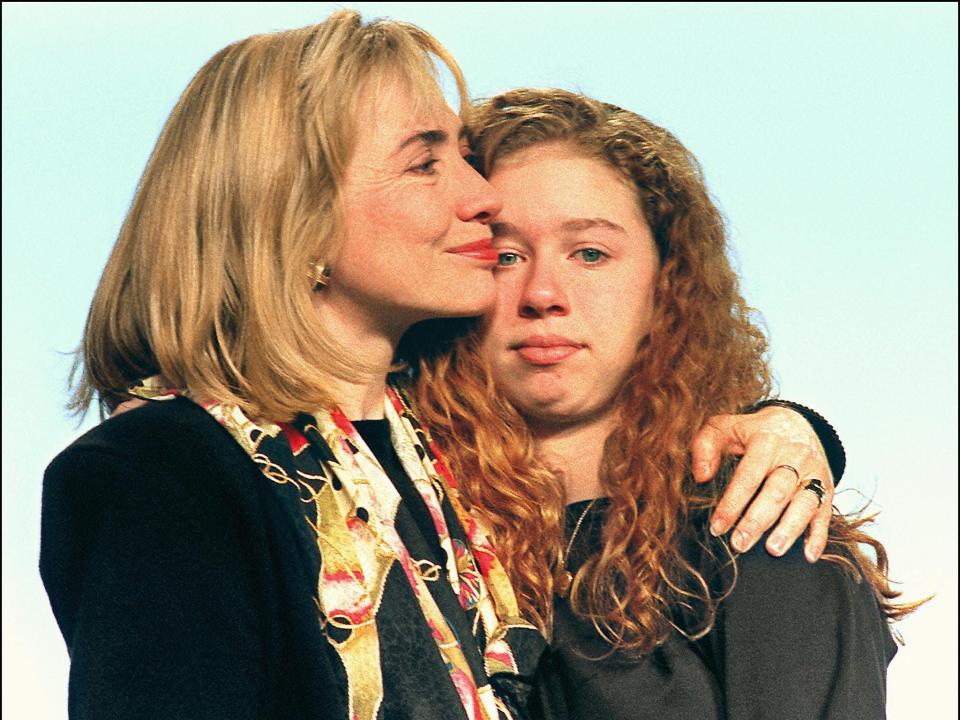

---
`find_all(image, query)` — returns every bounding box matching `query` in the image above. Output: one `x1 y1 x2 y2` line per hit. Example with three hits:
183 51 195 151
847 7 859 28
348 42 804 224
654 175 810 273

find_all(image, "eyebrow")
492 217 628 236
394 126 469 156
560 217 627 234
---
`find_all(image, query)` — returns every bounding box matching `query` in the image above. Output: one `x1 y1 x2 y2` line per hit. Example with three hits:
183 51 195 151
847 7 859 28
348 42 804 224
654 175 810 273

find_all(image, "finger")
709 432 777 536
728 466 799 553
764 481 822 556
803 486 835 563
691 415 736 483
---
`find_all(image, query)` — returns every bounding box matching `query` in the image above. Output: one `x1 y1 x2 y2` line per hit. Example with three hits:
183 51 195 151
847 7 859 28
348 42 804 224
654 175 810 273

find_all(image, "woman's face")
327 76 501 336
480 142 660 433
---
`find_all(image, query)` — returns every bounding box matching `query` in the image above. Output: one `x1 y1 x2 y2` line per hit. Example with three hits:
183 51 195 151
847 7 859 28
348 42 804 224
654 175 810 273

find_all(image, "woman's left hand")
691 406 834 562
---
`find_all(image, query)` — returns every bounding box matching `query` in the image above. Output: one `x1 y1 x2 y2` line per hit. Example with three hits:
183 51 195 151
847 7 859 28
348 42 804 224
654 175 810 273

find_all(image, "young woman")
413 89 918 718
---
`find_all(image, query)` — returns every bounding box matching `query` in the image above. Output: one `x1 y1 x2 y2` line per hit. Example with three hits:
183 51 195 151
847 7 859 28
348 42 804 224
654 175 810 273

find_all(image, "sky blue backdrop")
3 3 956 717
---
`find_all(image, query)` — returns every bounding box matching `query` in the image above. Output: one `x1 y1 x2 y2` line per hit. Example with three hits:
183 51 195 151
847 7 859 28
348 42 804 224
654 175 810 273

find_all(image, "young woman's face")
481 142 660 433
328 77 501 336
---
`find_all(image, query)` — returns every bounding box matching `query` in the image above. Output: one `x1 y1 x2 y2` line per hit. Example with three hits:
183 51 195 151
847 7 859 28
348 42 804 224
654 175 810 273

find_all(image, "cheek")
338 195 384 263
478 329 499 370
484 274 521 325
348 186 446 247
357 197 407 239
494 274 520 304
393 185 456 239
633 296 656 339
622 272 658 333
594 287 655 367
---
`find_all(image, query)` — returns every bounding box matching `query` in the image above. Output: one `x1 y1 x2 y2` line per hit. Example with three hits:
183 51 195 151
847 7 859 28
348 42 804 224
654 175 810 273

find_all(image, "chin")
431 298 492 319
507 389 570 423
428 281 495 318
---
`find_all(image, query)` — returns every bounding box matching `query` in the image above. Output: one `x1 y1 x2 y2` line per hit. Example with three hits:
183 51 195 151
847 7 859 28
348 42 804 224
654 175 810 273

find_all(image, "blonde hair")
71 10 468 421
414 88 921 652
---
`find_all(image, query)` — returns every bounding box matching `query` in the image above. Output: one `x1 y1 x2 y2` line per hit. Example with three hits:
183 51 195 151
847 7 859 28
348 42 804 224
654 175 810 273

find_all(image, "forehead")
489 142 644 232
353 73 460 151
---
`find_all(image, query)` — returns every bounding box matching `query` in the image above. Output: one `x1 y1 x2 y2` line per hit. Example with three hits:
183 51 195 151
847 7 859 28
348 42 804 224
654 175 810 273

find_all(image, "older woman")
413 89 918 718
42 12 541 720
43 11 842 720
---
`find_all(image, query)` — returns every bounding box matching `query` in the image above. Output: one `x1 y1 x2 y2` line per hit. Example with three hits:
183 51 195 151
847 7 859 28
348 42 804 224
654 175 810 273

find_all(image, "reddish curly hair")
412 89 917 652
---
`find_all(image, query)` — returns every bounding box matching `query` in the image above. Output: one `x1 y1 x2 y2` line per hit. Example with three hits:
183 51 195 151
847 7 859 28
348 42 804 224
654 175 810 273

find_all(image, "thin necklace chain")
561 498 600 568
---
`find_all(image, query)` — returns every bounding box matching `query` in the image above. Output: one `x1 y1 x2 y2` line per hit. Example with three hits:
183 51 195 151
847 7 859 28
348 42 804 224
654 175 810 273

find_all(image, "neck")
327 373 391 420
311 290 407 420
531 412 617 504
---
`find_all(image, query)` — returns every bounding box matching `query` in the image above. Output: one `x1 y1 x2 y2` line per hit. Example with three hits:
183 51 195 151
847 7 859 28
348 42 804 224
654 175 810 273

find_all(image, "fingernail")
710 518 725 537
768 535 786 556
732 529 748 552
804 545 820 563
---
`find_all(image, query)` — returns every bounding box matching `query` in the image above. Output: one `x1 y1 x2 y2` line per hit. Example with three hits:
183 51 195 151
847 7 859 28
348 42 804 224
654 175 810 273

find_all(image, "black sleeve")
703 533 897 720
40 442 270 720
748 399 846 484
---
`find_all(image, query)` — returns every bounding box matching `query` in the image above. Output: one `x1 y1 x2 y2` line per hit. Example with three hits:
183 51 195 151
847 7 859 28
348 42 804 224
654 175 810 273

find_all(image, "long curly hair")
412 89 918 653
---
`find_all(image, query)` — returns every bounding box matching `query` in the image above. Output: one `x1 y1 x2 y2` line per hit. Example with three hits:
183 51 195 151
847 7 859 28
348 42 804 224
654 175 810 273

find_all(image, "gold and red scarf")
130 377 543 720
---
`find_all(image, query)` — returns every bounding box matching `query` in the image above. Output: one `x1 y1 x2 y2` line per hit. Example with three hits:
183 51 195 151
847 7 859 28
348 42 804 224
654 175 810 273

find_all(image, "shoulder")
727 531 877 617
712 530 896 687
697 531 897 717
39 400 321 713
40 397 295 602
42 398 273 550
44 397 261 498
683 511 874 615
686 516 897 662
49 397 246 472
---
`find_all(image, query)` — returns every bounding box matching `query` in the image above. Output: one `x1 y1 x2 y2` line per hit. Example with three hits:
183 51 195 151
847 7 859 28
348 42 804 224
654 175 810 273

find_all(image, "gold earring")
309 259 330 288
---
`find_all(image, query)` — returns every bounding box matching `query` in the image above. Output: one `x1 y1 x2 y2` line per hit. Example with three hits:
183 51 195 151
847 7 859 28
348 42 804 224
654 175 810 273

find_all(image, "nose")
456 160 502 224
519 256 569 318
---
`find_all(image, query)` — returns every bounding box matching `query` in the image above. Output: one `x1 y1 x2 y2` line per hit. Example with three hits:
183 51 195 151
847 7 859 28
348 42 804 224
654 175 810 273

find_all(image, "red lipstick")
446 238 499 262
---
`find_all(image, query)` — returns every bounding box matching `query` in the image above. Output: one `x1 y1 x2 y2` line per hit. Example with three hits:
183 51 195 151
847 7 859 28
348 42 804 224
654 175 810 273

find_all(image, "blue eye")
576 248 606 263
497 252 521 267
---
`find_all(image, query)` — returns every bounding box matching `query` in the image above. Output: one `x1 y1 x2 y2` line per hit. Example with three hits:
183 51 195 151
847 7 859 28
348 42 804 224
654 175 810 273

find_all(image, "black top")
534 499 897 720
40 400 536 720
351 418 497 712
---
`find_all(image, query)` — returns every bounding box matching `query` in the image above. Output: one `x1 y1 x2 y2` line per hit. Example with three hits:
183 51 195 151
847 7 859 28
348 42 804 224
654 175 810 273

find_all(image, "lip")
511 334 584 365
446 238 499 263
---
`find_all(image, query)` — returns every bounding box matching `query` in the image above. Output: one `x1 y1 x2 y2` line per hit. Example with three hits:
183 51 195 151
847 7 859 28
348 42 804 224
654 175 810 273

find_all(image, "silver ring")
801 478 826 506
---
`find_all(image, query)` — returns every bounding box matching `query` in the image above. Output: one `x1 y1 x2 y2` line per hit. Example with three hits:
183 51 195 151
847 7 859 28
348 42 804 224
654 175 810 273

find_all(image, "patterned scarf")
130 377 543 720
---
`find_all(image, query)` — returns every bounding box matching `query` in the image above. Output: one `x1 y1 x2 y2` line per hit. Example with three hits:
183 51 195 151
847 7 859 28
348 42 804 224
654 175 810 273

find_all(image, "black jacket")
41 398 350 719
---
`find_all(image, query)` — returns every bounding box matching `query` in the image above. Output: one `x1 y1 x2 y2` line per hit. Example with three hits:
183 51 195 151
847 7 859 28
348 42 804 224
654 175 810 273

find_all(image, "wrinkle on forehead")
342 79 463 200
344 73 453 172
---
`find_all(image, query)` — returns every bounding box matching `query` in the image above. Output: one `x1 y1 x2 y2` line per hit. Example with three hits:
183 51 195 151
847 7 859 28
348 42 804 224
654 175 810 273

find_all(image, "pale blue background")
3 3 956 717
